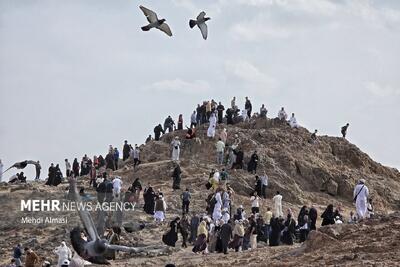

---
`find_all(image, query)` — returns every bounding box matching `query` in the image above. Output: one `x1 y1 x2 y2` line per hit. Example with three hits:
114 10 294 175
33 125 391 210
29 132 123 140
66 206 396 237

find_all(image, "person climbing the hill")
353 179 369 219
278 107 287 121
164 116 175 133
177 114 183 130
260 171 268 198
250 192 261 214
289 113 299 128
215 138 225 165
247 151 259 174
245 97 252 118
163 217 180 247
180 213 191 248
321 204 335 226
190 111 197 128
190 214 200 244
154 195 167 223
181 188 191 214
129 178 142 205
207 112 217 138
272 191 283 218
123 140 131 161
219 128 227 144
112 176 122 199
232 147 244 170
220 220 232 254
143 184 156 215
132 144 141 169
171 136 181 161
154 124 165 141
341 123 350 138
193 220 208 253
260 104 268 118
172 163 182 190
229 220 244 252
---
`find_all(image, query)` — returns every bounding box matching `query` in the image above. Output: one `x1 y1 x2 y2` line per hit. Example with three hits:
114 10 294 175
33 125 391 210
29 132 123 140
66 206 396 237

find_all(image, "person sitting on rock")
277 107 287 121
185 127 196 139
309 129 318 144
17 172 27 183
289 113 299 128
348 211 358 224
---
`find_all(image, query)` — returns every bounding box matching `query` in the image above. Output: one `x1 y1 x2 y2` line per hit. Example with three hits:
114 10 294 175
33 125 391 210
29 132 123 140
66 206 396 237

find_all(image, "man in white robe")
353 179 369 219
289 113 299 128
272 191 283 218
53 241 72 267
213 191 223 221
278 107 287 121
112 176 122 198
171 137 181 161
207 112 217 138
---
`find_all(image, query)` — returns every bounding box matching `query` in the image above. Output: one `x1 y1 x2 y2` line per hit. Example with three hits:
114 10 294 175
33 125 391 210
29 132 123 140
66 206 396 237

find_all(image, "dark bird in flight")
189 11 211 40
139 5 172 37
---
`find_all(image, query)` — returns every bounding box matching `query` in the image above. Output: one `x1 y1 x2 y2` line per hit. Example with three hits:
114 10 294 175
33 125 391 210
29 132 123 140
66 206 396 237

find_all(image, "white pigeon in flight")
189 11 211 40
139 5 172 37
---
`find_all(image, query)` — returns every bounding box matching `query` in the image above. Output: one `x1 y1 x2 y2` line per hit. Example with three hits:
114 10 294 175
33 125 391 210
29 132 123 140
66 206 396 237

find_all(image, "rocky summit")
1 117 399 266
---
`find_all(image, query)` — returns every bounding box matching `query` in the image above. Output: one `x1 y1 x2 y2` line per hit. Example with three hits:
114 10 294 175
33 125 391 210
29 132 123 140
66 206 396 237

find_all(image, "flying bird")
189 11 211 40
1 160 39 175
68 177 165 265
139 5 172 37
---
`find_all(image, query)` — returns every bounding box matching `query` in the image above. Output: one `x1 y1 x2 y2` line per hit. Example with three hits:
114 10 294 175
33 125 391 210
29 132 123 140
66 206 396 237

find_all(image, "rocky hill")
0 117 399 266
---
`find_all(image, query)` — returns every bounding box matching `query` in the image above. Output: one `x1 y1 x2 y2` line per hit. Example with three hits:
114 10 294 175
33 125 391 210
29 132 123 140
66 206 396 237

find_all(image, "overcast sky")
1 0 399 179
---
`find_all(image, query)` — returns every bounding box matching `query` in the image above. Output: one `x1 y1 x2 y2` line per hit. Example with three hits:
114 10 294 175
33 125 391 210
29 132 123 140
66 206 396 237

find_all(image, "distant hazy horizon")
1 0 399 179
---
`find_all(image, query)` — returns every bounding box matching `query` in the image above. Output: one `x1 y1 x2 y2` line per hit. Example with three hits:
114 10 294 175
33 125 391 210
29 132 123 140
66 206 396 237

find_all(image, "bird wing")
198 22 208 40
106 244 166 253
197 11 206 20
69 177 100 241
139 5 158 23
156 23 173 37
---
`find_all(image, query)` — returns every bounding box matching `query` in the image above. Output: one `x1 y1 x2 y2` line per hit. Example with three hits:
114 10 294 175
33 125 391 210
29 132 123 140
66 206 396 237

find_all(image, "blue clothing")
13 246 22 258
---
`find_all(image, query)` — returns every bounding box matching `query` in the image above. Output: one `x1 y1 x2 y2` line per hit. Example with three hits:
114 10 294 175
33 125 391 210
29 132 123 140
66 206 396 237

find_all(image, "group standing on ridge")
2 95 367 267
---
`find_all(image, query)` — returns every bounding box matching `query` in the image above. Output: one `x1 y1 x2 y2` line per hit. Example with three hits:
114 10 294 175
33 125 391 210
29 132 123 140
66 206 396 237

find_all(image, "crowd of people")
3 96 363 266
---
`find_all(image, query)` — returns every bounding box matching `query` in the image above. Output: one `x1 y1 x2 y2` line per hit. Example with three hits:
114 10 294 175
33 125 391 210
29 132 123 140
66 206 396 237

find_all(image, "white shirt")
133 148 140 159
65 161 71 171
216 141 225 152
261 175 268 186
251 196 260 207
191 113 197 123
112 177 122 189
